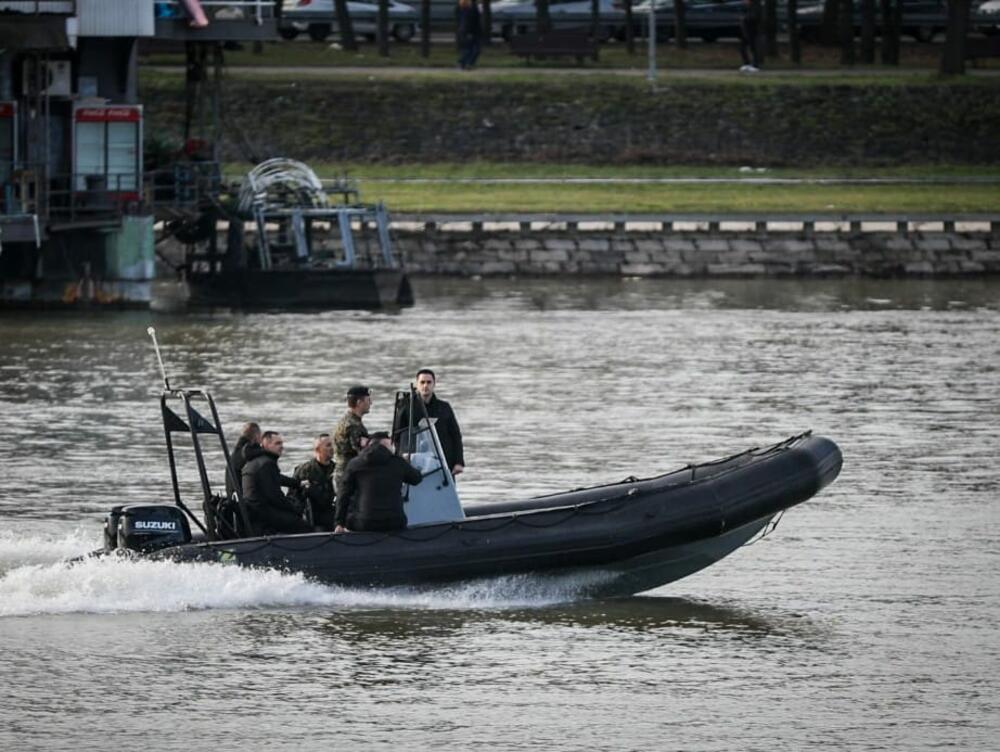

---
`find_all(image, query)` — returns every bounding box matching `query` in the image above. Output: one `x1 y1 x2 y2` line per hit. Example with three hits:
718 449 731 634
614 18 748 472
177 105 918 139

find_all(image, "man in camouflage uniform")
333 384 372 495
293 433 336 531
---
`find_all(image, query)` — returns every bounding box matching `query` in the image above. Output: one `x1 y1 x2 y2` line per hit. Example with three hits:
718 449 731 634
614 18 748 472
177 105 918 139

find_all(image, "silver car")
280 0 420 42
491 0 625 42
975 0 1000 35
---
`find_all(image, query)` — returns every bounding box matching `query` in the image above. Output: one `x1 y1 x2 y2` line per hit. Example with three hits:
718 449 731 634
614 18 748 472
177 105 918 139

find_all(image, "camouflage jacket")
293 457 336 508
333 410 369 482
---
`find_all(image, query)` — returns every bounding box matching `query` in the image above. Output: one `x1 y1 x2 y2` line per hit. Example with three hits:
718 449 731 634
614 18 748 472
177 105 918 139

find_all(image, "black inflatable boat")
99 380 842 597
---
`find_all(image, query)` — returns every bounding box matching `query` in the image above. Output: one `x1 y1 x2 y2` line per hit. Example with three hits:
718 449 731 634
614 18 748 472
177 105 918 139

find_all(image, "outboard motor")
115 504 191 553
103 505 126 552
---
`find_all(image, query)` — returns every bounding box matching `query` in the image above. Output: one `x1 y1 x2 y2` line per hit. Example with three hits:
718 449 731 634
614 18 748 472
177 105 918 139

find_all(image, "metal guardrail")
390 212 1000 234
488 5 1000 33
2 162 222 225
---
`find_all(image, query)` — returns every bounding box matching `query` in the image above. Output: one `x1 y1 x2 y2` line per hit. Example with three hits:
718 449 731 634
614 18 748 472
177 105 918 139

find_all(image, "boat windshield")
392 391 464 526
408 418 443 473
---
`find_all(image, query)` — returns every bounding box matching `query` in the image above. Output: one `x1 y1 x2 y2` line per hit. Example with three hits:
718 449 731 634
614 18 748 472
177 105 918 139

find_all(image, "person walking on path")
456 0 482 70
738 0 762 73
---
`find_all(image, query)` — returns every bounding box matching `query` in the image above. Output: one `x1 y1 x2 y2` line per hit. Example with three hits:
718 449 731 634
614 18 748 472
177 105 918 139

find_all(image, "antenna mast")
147 327 171 391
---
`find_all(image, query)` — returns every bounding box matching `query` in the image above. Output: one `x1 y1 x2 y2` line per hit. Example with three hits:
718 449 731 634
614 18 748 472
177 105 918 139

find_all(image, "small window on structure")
72 105 142 197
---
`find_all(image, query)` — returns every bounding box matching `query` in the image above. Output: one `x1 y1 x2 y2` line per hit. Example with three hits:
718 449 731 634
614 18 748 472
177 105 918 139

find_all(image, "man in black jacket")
398 368 465 476
226 421 260 498
334 432 423 533
242 431 313 535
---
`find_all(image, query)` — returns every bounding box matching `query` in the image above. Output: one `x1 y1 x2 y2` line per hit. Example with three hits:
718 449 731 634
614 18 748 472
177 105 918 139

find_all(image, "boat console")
397 413 465 527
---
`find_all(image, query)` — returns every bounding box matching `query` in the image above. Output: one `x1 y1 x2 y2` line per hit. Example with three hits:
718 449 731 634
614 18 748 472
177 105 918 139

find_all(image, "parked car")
974 0 1000 36
280 0 419 42
491 0 626 42
796 0 947 43
628 0 746 43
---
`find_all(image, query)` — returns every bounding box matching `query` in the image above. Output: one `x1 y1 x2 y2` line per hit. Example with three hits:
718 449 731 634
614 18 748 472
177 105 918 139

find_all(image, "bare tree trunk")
750 0 763 65
883 0 901 64
624 0 635 54
483 0 492 45
420 0 431 57
377 0 390 56
860 0 875 62
764 0 778 57
788 0 801 62
590 0 601 58
940 0 972 74
892 0 902 59
537 0 552 33
839 0 855 64
821 0 839 44
673 0 687 49
335 0 357 51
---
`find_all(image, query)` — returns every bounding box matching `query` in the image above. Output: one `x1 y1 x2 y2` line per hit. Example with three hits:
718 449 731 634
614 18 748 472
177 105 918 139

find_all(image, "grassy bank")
216 163 1000 213
321 178 1000 213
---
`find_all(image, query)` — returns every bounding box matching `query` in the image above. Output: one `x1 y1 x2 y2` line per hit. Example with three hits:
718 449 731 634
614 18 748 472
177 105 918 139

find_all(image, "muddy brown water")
1 277 998 751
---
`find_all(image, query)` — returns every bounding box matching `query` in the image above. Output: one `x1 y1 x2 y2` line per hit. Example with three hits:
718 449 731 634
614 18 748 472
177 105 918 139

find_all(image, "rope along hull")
152 434 842 595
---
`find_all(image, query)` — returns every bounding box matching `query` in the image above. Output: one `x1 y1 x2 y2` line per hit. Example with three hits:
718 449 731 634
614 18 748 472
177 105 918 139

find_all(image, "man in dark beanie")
334 432 423 533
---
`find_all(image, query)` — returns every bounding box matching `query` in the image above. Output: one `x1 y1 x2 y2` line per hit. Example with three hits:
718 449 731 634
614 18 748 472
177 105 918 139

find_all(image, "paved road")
358 176 1000 184
147 64 1000 78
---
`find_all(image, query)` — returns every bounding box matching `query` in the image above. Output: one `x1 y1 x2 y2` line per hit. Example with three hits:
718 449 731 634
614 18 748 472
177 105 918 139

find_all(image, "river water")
1 278 998 751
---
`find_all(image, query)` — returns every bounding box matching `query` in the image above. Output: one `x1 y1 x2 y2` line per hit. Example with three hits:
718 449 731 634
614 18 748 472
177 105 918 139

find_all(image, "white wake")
0 529 611 617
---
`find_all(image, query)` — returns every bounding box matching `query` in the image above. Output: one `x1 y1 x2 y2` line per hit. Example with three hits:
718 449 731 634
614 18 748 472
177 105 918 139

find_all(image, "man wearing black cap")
333 385 371 495
335 431 423 533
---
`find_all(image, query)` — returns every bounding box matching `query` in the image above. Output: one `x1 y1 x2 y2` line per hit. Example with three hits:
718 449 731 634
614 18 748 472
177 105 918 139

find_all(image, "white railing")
156 0 276 25
0 1 76 13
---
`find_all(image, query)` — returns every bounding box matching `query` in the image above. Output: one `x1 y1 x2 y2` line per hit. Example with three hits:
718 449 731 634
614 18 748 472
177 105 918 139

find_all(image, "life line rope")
204 432 810 558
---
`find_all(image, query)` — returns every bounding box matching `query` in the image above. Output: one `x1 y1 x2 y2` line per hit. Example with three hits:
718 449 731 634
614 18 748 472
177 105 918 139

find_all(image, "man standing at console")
402 368 465 477
333 385 371 495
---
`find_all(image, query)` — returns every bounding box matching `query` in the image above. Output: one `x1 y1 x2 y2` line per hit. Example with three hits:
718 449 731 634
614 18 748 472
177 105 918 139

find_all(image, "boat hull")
184 268 411 309
151 434 842 596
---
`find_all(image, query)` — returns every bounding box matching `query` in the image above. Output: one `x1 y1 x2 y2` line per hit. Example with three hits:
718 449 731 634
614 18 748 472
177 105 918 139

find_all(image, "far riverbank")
140 71 1000 167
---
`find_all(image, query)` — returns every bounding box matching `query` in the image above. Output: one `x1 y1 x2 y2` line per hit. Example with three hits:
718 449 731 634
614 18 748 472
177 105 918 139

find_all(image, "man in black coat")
334 432 423 533
226 421 260 498
397 368 465 477
242 430 313 535
456 0 482 70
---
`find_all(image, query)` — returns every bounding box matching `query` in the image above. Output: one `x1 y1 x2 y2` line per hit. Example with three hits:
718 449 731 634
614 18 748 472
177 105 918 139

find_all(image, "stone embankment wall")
391 228 1000 276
